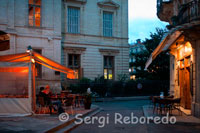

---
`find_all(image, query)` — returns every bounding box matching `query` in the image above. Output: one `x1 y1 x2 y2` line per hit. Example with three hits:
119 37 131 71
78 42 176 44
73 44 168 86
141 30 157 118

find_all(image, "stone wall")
0 0 129 82
0 0 62 89
62 0 129 80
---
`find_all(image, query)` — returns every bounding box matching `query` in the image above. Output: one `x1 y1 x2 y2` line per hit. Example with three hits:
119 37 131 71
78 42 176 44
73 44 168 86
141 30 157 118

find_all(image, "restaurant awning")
144 27 183 70
145 21 200 70
0 51 75 79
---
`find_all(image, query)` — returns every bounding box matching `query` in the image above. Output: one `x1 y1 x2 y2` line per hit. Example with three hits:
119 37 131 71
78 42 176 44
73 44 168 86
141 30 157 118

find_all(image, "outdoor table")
50 95 67 104
153 96 176 115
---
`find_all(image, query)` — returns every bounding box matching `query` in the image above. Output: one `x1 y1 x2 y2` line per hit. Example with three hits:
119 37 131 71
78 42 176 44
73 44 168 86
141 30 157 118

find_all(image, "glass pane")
35 18 40 27
35 7 40 27
29 0 34 4
104 69 108 79
68 7 80 33
68 54 72 66
109 57 113 67
74 55 80 67
35 0 41 5
74 69 79 79
103 12 113 37
29 5 34 26
104 56 107 67
108 69 113 79
0 67 29 98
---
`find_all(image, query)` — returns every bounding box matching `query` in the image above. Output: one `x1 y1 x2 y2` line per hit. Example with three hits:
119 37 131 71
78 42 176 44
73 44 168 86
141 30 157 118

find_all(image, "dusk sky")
128 0 168 43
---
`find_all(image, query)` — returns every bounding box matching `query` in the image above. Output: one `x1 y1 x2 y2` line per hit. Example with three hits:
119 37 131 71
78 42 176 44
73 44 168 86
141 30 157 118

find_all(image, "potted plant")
84 88 92 109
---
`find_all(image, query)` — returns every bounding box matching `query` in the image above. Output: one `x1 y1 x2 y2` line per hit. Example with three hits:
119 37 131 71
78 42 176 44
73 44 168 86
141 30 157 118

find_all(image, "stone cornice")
65 0 87 4
99 48 119 55
63 46 86 54
97 0 120 9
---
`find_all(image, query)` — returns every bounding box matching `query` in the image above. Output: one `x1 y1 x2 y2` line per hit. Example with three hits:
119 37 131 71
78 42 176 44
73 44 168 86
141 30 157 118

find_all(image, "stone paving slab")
0 105 99 132
94 96 149 102
143 105 200 124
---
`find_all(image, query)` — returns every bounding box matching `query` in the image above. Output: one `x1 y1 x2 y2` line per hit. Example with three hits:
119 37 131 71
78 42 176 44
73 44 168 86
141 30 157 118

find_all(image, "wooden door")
179 67 191 109
184 67 191 109
179 69 185 106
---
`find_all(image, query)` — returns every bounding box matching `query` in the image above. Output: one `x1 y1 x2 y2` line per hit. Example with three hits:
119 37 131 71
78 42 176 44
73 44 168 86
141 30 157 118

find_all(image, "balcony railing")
175 0 200 25
157 0 172 13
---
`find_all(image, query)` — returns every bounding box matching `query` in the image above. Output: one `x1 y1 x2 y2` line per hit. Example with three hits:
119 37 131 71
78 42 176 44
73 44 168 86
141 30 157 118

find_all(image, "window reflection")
29 0 41 27
104 56 114 80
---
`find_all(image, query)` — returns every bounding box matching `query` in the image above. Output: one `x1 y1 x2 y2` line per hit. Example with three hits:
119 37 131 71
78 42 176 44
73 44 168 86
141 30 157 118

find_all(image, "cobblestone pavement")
72 100 200 133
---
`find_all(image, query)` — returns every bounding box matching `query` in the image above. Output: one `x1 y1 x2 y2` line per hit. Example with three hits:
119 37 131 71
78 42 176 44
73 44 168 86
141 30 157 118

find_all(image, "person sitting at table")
43 85 64 114
39 87 45 96
41 85 52 105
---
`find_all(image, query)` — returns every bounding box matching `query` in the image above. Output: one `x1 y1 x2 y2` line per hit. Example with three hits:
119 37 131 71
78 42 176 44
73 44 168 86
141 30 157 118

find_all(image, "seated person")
42 85 63 114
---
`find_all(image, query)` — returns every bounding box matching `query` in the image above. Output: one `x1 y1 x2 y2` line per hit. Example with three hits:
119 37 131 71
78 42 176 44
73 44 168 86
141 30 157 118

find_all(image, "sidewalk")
0 105 100 132
143 105 200 125
94 96 149 102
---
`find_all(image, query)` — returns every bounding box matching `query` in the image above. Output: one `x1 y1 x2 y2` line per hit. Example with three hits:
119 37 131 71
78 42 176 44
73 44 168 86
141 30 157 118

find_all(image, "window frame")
68 54 81 79
28 0 42 27
67 6 80 34
33 49 42 78
103 11 113 37
104 56 114 80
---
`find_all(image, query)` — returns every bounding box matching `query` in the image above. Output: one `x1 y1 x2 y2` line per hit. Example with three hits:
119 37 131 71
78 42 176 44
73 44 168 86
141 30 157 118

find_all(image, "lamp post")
26 45 32 53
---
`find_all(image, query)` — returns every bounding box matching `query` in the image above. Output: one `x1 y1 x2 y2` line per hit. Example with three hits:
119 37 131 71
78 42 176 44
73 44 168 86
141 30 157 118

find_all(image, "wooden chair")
78 95 84 107
63 97 74 115
37 96 49 114
153 97 160 114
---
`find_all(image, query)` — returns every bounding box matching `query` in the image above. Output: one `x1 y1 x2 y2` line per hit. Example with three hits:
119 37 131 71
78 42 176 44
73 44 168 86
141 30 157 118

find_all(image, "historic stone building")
0 0 129 90
146 0 200 118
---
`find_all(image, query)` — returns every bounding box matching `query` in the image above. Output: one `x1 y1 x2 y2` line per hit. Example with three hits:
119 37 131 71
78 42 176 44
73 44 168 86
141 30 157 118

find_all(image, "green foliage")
117 73 128 81
69 77 91 94
130 28 170 80
92 76 108 97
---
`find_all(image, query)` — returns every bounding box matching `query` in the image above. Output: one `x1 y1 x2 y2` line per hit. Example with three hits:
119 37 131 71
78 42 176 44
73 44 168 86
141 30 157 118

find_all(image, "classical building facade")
0 0 129 90
146 0 200 118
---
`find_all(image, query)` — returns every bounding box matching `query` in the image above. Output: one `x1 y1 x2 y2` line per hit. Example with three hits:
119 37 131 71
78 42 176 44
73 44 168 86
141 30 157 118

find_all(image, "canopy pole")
28 54 32 113
32 62 36 112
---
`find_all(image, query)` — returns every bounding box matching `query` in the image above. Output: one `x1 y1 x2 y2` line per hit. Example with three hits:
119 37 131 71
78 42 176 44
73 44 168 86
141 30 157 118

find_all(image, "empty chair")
172 98 182 115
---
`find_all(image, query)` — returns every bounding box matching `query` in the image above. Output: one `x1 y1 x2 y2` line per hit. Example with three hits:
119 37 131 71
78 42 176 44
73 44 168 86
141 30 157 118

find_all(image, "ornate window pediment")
99 49 119 56
97 0 120 9
64 46 86 54
65 0 87 4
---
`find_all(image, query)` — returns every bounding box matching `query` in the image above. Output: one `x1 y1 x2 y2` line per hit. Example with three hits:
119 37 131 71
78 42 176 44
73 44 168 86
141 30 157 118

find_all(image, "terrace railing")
177 0 200 25
157 0 172 14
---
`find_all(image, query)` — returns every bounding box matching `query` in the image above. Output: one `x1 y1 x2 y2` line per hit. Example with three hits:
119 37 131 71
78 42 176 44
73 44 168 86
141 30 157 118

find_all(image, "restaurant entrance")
177 41 193 110
179 57 192 109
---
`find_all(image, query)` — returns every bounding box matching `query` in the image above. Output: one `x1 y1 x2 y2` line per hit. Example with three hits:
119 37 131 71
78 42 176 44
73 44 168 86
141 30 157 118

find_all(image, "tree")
130 28 170 80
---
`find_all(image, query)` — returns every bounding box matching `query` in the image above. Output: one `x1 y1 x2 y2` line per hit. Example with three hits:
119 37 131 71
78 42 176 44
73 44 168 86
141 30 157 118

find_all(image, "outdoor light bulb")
177 61 180 67
27 45 32 53
31 59 35 63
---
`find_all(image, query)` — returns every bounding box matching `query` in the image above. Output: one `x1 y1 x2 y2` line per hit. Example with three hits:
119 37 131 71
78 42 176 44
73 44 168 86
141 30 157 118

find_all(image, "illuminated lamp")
26 45 32 53
31 58 35 63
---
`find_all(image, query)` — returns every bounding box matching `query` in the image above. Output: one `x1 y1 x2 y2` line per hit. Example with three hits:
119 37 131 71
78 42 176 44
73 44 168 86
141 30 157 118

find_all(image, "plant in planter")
84 88 92 109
